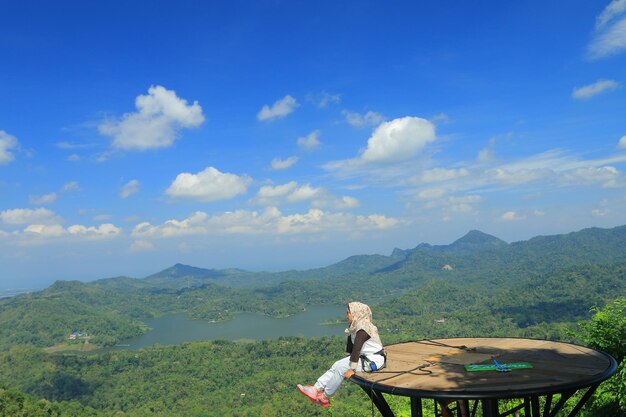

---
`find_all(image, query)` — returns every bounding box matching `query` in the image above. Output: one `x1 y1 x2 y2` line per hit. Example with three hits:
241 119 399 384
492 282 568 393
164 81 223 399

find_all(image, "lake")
112 304 347 350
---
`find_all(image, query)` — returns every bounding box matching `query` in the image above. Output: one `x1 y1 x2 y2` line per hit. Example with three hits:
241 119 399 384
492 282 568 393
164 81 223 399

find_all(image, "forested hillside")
2 225 626 350
0 225 625 416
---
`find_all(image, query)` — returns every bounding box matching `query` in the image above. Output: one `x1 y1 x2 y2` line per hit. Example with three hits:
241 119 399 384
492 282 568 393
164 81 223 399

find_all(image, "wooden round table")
350 338 617 417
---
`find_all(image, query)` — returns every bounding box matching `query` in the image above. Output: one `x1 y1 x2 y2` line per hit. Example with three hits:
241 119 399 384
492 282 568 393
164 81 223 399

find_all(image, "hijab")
345 301 382 346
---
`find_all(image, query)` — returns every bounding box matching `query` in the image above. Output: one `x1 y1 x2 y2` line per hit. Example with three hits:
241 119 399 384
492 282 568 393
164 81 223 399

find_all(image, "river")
112 304 346 350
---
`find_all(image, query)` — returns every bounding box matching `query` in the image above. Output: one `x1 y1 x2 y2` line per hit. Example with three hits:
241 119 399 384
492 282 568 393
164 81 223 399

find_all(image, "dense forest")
0 226 625 416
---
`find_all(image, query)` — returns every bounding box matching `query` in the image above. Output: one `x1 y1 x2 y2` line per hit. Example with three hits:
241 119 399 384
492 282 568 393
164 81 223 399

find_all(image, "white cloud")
24 224 66 237
254 182 298 200
477 147 496 163
323 117 437 179
93 214 113 221
27 183 80 205
0 130 19 164
67 154 81 162
120 179 140 198
0 208 58 225
29 193 57 205
1 220 121 243
130 239 154 252
251 181 359 209
62 181 80 192
592 200 611 217
311 194 361 210
277 210 397 233
417 188 447 200
252 182 319 206
271 156 299 170
343 110 385 128
418 192 481 218
488 167 552 185
361 117 436 163
559 166 622 188
165 166 252 201
572 79 620 99
132 207 397 238
338 196 360 209
448 195 482 205
500 211 526 221
479 151 626 190
67 223 121 238
307 91 341 108
420 168 470 183
618 135 626 148
99 85 205 150
356 214 398 229
430 112 451 124
597 0 626 28
257 95 299 121
287 184 320 202
589 1 626 59
481 150 587 185
297 130 321 150
55 141 94 150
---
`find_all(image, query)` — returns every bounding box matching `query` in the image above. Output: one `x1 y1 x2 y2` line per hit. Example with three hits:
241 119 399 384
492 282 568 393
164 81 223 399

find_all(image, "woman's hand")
344 370 355 379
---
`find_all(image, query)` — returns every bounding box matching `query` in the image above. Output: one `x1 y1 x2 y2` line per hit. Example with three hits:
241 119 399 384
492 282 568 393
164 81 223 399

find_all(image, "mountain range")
96 225 626 291
1 224 625 350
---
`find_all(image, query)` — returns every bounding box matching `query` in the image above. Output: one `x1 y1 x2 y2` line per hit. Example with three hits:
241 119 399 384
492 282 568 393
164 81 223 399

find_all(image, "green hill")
0 225 625 416
2 224 626 351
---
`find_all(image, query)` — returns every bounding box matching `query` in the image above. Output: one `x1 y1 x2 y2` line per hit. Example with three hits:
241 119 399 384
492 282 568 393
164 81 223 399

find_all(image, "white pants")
314 354 385 397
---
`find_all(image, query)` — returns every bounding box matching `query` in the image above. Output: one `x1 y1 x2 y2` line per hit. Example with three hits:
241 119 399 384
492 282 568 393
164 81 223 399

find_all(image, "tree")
573 298 626 416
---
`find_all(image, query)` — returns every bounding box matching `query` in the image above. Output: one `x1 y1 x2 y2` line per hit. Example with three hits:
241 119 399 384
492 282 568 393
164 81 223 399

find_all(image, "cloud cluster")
572 79 620 99
500 211 526 222
120 179 140 198
0 208 59 225
0 208 121 243
352 143 626 224
251 181 359 209
306 91 341 108
419 168 471 183
25 182 81 207
361 117 436 163
271 156 299 170
165 166 252 201
343 110 385 128
132 207 397 238
297 130 321 150
325 116 437 175
257 95 299 121
588 0 626 59
99 85 205 150
0 130 19 164
15 223 121 241
418 192 482 219
62 181 81 192
29 193 57 205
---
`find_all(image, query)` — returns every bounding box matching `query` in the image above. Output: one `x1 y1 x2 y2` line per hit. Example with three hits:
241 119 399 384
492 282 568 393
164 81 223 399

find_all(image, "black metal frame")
350 338 618 417
356 385 603 417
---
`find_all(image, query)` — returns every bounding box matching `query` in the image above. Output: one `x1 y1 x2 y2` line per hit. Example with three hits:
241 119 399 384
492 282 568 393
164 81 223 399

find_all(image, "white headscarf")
345 301 382 346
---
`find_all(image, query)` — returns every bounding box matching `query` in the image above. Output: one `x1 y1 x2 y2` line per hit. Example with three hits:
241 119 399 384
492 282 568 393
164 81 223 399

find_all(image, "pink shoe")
314 392 330 408
296 385 330 408
297 384 318 401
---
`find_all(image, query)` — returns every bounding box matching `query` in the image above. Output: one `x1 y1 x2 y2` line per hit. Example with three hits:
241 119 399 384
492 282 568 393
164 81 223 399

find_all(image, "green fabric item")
464 362 533 372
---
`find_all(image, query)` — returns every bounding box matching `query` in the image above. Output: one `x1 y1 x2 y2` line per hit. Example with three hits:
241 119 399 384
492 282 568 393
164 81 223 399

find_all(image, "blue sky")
2 1 626 288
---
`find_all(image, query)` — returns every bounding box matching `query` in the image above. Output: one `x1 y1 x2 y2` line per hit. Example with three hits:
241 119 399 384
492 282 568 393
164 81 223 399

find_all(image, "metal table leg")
482 399 500 417
411 397 423 417
359 385 395 417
